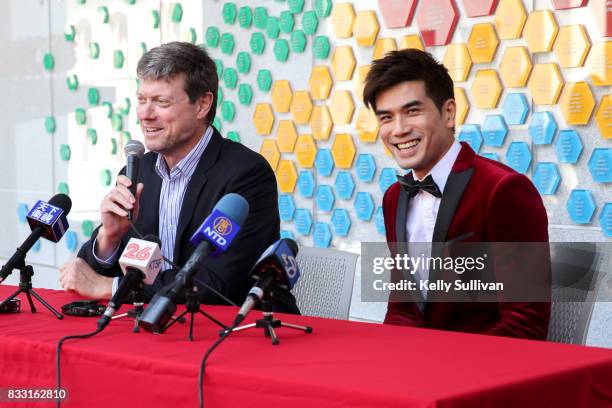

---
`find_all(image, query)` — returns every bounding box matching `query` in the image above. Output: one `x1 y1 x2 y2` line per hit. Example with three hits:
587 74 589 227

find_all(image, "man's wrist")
95 277 114 300
95 227 121 259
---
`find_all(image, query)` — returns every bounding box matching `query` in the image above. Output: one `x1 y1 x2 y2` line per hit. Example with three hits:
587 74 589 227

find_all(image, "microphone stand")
0 260 63 319
226 293 312 345
111 278 146 333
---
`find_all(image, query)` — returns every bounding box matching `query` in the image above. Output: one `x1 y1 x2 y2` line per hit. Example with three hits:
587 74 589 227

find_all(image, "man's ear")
442 98 456 130
195 92 214 121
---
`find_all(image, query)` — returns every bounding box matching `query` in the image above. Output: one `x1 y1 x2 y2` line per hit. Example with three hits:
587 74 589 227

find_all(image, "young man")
60 42 298 313
363 49 549 339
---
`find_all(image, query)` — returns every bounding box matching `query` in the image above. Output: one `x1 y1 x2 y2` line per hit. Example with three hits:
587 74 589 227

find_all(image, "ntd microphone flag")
26 200 69 242
189 209 242 251
118 238 163 285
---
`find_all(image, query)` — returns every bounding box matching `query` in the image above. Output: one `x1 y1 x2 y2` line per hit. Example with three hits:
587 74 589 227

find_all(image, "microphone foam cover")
48 194 72 215
124 140 145 158
215 193 249 226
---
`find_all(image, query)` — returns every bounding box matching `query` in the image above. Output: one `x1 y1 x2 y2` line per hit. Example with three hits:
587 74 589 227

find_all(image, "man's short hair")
137 41 218 123
362 48 454 114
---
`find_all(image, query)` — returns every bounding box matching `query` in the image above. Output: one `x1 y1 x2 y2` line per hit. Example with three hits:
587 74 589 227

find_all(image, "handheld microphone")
232 238 300 327
124 140 145 221
0 194 71 283
97 238 162 330
138 193 250 333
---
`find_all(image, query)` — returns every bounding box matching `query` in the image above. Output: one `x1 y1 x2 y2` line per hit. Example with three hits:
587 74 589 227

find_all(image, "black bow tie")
397 174 442 199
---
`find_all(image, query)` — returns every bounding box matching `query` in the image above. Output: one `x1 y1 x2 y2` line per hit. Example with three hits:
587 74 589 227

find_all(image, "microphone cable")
198 325 237 408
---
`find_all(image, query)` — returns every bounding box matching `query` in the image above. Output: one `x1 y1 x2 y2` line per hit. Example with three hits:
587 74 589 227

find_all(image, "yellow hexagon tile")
586 41 611 87
595 95 612 139
331 46 356 81
329 90 355 125
353 10 380 47
383 142 392 157
252 103 275 135
528 63 564 105
271 80 293 113
290 91 313 125
331 2 355 39
276 160 298 193
295 134 318 167
523 10 559 54
309 66 333 100
259 139 280 170
467 23 500 64
443 43 472 83
355 64 371 102
559 82 596 125
372 37 397 60
471 69 502 109
499 46 532 88
553 25 591 69
331 133 356 168
494 0 527 40
356 107 379 143
276 120 298 152
399 34 424 50
310 105 333 140
454 87 470 125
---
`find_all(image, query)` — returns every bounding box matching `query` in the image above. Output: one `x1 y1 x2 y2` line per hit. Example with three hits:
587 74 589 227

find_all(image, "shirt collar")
414 140 462 194
155 126 213 180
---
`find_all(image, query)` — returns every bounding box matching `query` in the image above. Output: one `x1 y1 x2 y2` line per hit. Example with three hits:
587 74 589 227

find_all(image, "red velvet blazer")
382 142 551 340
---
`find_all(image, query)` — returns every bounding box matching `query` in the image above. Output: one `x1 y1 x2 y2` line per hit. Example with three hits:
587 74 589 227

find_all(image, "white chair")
292 246 358 320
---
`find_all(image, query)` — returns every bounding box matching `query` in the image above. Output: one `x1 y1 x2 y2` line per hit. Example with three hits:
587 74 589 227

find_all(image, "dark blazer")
79 128 299 314
382 142 550 339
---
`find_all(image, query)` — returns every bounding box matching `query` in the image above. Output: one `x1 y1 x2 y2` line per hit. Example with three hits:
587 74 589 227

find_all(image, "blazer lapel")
432 167 474 243
134 154 162 237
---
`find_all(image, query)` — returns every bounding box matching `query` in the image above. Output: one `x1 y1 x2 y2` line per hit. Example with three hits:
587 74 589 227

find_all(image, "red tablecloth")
0 286 611 408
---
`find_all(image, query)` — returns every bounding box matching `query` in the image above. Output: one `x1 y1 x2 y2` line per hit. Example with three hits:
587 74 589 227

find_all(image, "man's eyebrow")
375 100 423 116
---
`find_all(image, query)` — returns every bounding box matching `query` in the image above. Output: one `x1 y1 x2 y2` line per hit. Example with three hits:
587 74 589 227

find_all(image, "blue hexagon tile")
379 168 397 193
331 208 351 236
354 192 375 221
313 221 332 248
532 162 561 195
294 208 313 235
554 130 583 164
355 153 376 182
65 230 79 252
599 203 612 237
502 93 529 125
567 190 596 224
31 239 41 253
278 194 296 221
315 149 334 177
588 148 612 183
505 142 532 174
482 114 508 147
457 124 483 153
335 171 355 200
374 206 385 235
315 185 335 212
17 203 29 223
297 170 316 198
480 152 500 161
280 230 295 239
528 111 557 145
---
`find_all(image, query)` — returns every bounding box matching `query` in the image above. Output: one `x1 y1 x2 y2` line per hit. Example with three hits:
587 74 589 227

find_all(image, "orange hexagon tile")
331 3 356 39
471 69 502 109
595 95 611 139
309 66 333 100
331 133 356 168
356 107 380 143
331 46 356 81
276 120 298 152
528 63 564 105
553 24 591 68
559 81 596 125
271 80 293 113
259 139 280 170
276 160 298 193
494 0 527 40
355 64 371 102
372 37 397 60
467 23 499 64
399 34 424 50
290 91 313 125
454 87 470 125
499 46 532 88
353 10 380 47
295 134 318 167
523 10 559 53
329 90 355 125
586 41 611 87
310 105 333 140
252 103 275 135
443 43 472 83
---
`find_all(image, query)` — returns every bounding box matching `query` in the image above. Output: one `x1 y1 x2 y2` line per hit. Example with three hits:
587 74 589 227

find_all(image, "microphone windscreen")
214 193 249 226
48 194 72 215
124 140 145 158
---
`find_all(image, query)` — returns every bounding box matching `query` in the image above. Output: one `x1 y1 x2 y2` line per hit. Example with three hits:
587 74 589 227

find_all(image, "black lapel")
134 153 162 236
432 167 474 243
173 129 223 261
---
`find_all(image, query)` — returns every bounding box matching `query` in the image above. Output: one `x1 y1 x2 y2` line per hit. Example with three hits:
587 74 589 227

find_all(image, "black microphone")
124 140 145 221
138 193 250 333
0 194 72 283
232 238 300 327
